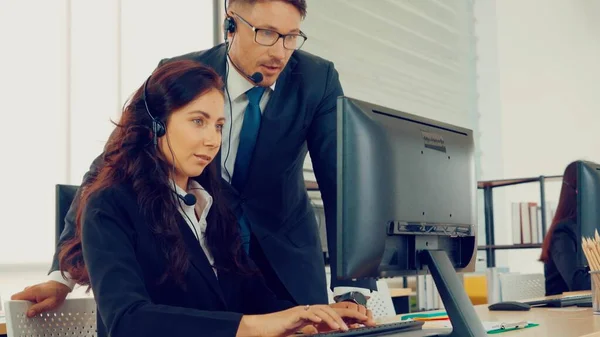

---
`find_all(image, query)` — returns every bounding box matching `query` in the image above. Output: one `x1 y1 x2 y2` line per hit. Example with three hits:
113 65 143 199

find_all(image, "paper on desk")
419 320 538 333
483 321 536 332
400 311 448 321
548 307 588 312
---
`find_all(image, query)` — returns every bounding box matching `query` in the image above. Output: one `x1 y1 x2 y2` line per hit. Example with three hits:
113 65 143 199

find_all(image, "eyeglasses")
232 12 307 50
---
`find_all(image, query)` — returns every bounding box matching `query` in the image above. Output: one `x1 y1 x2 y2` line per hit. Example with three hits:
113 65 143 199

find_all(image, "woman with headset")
540 161 591 296
58 60 374 337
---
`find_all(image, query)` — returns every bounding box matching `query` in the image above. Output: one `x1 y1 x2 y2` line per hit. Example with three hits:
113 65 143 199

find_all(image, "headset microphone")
175 192 197 206
249 72 263 83
227 54 264 84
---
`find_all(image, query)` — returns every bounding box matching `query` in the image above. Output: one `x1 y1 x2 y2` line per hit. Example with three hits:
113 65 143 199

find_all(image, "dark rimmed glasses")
233 12 307 50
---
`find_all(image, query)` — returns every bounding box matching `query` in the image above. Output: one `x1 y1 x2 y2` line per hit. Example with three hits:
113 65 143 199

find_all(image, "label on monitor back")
421 130 447 153
387 221 472 237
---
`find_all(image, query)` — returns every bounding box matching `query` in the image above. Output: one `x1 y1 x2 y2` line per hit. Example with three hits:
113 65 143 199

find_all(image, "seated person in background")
540 161 591 296
57 60 374 337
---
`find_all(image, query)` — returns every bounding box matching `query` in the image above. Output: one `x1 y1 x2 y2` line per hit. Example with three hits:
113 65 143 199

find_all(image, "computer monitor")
335 96 485 337
577 161 600 266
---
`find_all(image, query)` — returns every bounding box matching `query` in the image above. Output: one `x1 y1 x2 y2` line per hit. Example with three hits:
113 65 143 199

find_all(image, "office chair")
5 298 97 336
498 273 546 302
55 184 79 247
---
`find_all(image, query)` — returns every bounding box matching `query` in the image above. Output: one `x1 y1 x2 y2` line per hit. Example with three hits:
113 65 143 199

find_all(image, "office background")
0 0 599 294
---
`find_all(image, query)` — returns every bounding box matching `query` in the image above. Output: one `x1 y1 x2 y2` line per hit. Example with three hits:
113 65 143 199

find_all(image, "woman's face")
159 88 225 182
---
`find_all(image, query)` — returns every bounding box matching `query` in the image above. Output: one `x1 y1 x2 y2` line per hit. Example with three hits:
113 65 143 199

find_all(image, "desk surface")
2 302 599 337
466 305 599 337
381 304 600 337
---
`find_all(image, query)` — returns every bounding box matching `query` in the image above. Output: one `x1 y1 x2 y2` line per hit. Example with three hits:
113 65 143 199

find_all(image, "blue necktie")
232 86 265 254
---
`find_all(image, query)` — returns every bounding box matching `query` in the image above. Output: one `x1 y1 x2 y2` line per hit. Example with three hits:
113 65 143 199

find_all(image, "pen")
501 321 528 329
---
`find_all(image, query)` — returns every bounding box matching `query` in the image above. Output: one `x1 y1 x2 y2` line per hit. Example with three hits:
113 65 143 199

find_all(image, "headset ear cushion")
154 120 166 138
224 16 236 34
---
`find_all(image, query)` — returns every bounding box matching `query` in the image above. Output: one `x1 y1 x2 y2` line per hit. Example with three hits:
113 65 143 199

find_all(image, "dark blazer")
52 43 376 305
544 219 591 296
82 182 294 337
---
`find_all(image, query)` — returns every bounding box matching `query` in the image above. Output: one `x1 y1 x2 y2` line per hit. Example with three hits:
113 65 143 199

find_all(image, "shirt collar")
172 179 213 231
226 57 276 101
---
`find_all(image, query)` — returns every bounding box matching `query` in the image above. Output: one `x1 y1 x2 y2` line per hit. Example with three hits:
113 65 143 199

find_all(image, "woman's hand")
237 304 372 337
299 302 376 334
329 302 375 328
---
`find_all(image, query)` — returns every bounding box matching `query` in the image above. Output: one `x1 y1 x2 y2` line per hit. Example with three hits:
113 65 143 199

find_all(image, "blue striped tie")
233 86 265 254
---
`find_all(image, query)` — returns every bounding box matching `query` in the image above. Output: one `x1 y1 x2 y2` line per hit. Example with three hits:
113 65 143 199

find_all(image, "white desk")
382 304 600 337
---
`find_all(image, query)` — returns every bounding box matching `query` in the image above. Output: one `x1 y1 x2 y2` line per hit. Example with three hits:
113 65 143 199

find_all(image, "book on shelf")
303 166 324 205
417 274 444 311
511 201 557 245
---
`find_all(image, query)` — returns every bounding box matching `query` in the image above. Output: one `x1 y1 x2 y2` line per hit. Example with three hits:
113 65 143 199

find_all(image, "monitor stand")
418 249 487 337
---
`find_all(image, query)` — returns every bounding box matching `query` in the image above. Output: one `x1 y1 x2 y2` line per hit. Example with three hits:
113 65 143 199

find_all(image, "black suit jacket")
52 43 375 305
82 183 294 337
544 219 591 296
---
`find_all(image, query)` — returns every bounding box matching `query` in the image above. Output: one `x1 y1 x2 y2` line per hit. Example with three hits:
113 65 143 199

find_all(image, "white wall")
301 0 477 129
69 0 215 185
473 0 506 272
476 0 600 273
300 0 479 194
0 0 70 266
0 0 214 270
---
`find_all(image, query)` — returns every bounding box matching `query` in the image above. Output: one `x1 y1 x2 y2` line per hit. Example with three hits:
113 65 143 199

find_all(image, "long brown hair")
59 60 252 287
540 161 579 262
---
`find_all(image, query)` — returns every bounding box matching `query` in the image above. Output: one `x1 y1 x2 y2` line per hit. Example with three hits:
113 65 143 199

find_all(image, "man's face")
228 1 303 87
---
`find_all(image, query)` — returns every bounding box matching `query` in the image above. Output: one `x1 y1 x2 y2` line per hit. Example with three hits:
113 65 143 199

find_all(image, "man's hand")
11 281 70 317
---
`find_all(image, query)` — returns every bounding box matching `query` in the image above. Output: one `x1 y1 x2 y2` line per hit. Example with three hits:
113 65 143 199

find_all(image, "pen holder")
590 270 600 314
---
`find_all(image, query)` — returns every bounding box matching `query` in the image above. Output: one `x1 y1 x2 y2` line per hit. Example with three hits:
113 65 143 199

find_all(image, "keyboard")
307 320 424 336
524 294 592 307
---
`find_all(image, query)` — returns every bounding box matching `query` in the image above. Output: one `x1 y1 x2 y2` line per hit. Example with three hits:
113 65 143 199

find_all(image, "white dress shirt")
220 59 275 182
173 179 216 276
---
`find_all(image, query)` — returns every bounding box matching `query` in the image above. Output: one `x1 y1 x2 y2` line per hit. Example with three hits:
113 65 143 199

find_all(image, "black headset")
138 70 202 247
563 180 578 194
141 75 166 146
224 14 236 39
222 0 236 181
221 2 263 181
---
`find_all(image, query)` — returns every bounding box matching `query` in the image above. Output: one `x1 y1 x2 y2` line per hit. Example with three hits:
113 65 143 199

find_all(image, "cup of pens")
590 271 600 314
582 234 600 314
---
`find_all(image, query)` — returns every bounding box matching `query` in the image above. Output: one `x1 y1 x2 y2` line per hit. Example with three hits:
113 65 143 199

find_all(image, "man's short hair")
228 0 307 19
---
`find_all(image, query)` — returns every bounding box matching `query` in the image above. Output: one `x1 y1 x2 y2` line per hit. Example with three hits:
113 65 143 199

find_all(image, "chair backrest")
366 280 396 319
4 298 97 337
498 273 546 302
55 184 79 246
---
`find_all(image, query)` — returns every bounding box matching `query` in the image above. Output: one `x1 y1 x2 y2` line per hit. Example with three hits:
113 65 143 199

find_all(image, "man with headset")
13 0 376 316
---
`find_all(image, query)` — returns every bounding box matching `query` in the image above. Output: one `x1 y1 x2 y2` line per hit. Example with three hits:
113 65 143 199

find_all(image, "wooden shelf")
307 175 562 190
478 175 562 189
477 243 542 250
389 288 416 298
